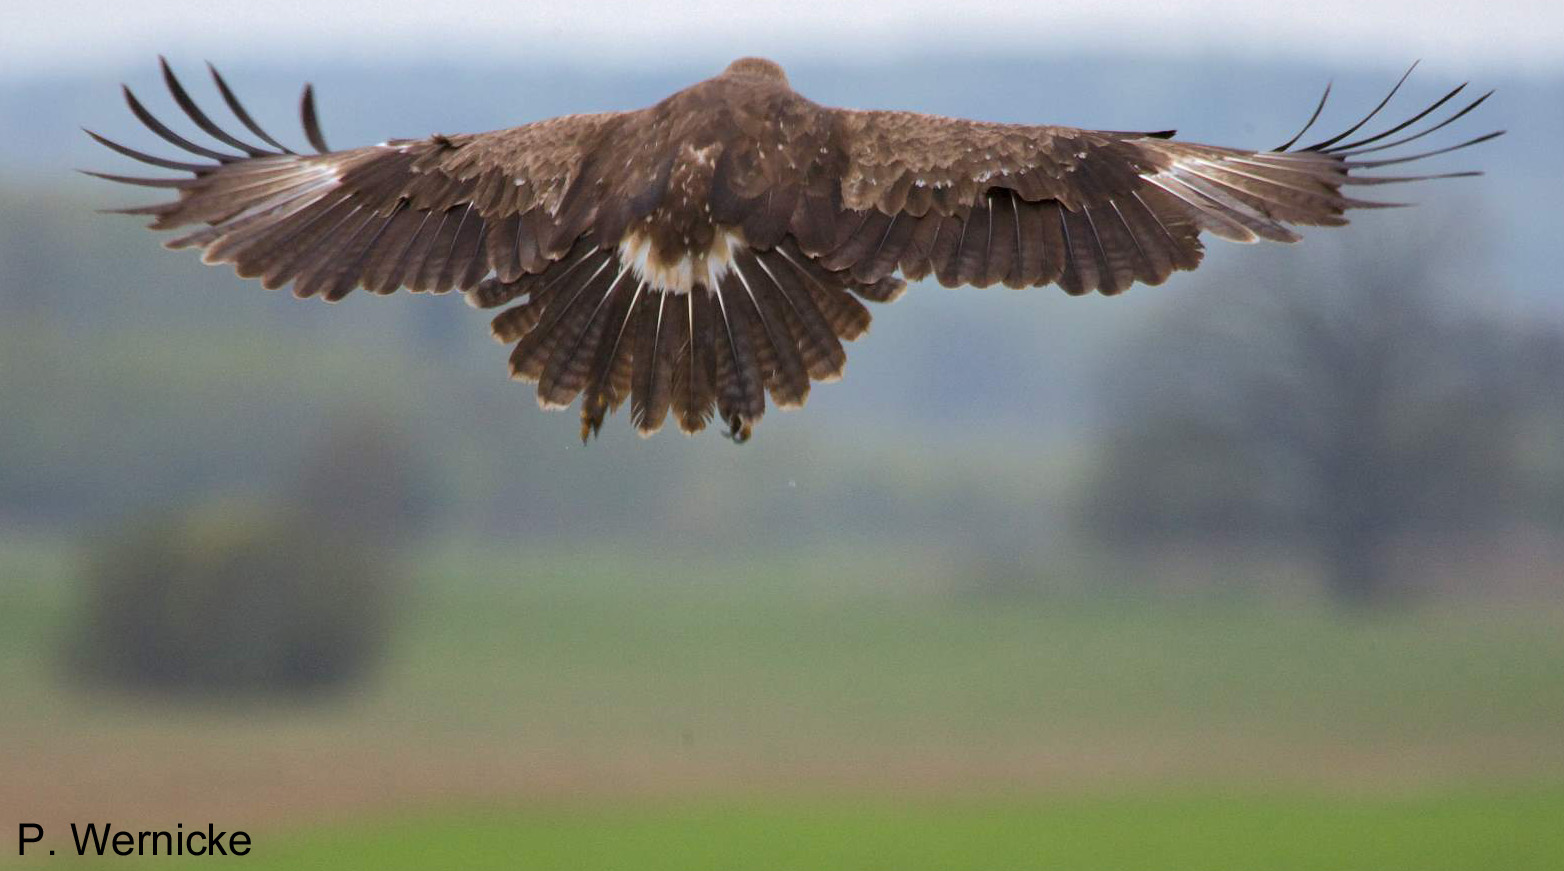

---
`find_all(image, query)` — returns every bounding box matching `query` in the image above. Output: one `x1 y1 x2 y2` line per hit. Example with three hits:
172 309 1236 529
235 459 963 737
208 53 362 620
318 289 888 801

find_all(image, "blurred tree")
1079 225 1564 605
72 502 390 695
69 412 425 696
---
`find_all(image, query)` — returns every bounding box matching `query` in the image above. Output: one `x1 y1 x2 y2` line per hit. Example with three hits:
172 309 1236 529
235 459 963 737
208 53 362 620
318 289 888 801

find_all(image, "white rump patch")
617 228 744 295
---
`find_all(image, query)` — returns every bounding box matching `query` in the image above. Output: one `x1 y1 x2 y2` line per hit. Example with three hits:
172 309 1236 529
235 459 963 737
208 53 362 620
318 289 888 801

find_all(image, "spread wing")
811 67 1500 296
88 58 648 302
90 61 1499 444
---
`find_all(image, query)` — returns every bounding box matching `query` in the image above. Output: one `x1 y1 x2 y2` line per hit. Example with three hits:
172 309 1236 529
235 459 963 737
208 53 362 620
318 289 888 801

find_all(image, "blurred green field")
6 533 1564 868
206 789 1564 871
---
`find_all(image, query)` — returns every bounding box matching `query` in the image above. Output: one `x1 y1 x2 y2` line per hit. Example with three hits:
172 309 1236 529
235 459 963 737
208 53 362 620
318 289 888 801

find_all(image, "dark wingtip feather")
1341 169 1484 186
82 128 210 172
1323 82 1468 154
1303 61 1419 152
1343 198 1412 209
1264 68 1500 199
1275 81 1332 151
1343 129 1505 169
158 56 272 157
1335 90 1498 158
77 169 194 188
95 204 170 216
207 61 296 154
300 84 330 154
122 82 240 162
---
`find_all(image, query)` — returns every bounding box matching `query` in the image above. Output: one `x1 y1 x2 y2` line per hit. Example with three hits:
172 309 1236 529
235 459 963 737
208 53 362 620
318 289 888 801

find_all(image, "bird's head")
722 57 789 85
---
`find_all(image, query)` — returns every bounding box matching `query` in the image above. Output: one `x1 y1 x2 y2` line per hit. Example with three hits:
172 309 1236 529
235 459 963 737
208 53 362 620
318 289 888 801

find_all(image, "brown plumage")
90 57 1500 442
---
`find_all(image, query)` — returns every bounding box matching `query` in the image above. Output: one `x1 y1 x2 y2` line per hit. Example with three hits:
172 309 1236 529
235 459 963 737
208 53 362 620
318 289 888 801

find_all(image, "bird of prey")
89 58 1498 443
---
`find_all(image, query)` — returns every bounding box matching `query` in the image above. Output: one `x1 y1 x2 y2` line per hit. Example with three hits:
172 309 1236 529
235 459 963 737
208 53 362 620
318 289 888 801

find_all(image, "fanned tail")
472 235 899 441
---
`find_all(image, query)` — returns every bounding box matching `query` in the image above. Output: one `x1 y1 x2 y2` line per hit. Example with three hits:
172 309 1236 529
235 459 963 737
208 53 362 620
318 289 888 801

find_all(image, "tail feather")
579 278 646 441
506 246 613 383
538 259 634 409
670 290 716 434
630 292 677 435
710 281 766 442
732 251 811 408
776 243 872 342
753 247 847 380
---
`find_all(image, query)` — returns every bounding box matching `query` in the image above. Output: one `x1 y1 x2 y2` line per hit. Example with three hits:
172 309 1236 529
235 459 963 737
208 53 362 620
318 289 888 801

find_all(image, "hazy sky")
5 0 1562 77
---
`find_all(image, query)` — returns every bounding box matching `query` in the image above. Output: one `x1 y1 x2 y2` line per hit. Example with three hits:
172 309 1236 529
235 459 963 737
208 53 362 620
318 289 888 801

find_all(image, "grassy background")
234 789 1564 871
6 534 1564 868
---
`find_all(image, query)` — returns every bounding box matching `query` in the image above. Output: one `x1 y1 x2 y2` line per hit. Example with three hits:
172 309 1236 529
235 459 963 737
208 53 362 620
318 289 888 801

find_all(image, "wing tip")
300 83 331 154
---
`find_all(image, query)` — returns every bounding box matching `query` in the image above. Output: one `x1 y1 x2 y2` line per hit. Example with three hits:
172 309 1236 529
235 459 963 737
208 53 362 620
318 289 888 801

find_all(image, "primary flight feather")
89 57 1500 442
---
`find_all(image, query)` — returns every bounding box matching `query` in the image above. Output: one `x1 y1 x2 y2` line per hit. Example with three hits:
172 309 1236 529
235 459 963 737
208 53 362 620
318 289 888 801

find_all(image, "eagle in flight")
90 58 1498 442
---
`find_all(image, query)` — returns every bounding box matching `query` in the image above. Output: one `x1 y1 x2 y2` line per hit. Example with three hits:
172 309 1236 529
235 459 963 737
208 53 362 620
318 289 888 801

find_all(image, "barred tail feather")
629 292 678 435
579 279 646 441
670 289 716 434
